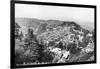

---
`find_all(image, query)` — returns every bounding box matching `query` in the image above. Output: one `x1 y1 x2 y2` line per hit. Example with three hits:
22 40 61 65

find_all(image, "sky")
15 4 94 30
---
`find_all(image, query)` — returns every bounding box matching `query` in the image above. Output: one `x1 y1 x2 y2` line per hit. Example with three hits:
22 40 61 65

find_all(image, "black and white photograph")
11 0 96 68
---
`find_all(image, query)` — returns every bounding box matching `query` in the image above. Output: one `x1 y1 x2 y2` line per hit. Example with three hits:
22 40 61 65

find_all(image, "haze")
15 4 94 30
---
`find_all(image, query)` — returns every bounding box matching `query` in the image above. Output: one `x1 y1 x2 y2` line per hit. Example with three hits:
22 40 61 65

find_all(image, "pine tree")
23 28 44 63
15 22 21 39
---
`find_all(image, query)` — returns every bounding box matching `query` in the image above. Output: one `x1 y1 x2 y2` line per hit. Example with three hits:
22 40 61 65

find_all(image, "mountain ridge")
15 17 94 33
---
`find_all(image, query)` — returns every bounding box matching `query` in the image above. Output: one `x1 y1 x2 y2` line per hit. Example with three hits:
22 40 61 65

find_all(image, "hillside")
15 17 94 65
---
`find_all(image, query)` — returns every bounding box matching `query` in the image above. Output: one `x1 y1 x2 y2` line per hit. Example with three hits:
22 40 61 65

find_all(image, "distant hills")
15 18 94 35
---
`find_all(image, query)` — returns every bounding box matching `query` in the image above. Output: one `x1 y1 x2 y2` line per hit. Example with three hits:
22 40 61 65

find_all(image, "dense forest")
15 18 95 65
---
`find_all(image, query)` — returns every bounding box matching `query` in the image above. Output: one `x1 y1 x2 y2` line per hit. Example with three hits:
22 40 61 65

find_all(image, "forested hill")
15 17 94 65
